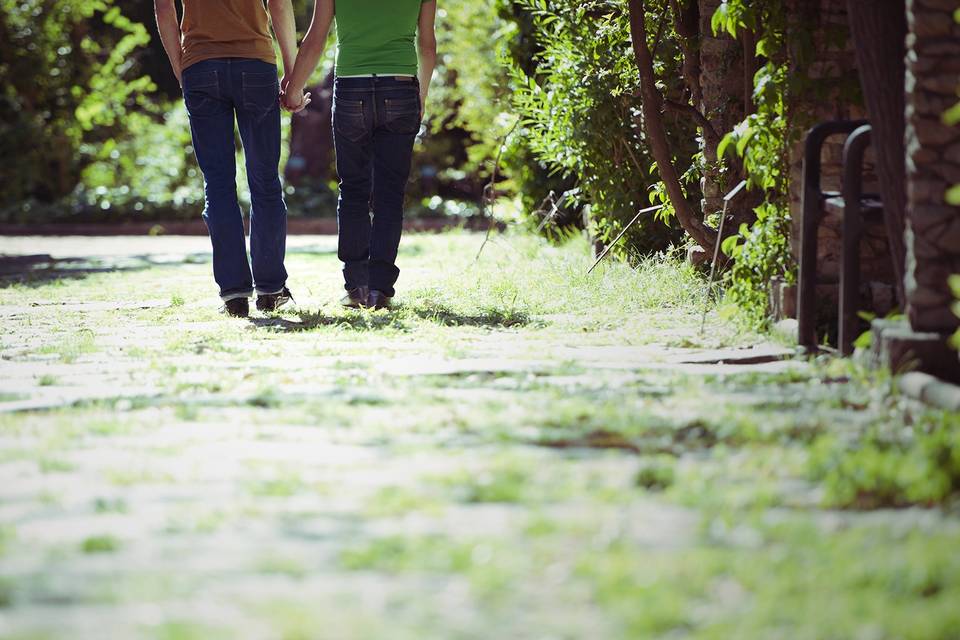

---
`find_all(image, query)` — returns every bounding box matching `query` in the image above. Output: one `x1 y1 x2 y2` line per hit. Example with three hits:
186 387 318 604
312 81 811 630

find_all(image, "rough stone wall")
785 1 877 279
776 0 902 330
904 0 960 333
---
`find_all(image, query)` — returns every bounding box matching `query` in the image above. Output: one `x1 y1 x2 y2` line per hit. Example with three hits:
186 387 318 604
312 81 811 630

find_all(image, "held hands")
280 76 312 114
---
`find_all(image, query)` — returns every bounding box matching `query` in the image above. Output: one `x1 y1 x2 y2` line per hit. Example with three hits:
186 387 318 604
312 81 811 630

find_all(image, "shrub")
501 0 693 254
809 411 960 509
0 0 154 216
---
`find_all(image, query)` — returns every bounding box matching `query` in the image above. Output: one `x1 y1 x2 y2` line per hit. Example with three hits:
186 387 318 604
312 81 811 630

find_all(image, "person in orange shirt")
153 0 311 317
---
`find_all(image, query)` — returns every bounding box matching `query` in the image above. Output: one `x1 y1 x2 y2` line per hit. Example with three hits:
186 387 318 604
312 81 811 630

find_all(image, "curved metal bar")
797 119 870 351
839 125 873 356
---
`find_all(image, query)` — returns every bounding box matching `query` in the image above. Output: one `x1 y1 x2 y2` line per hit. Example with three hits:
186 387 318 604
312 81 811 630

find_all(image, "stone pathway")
0 233 957 639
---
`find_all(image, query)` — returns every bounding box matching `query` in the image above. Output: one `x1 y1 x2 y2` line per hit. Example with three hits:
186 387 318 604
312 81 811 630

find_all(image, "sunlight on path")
0 232 957 639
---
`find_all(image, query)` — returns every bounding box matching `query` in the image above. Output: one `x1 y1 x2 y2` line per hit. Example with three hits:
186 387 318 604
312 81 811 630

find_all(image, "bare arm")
266 0 298 78
282 0 334 110
154 0 183 86
417 1 438 120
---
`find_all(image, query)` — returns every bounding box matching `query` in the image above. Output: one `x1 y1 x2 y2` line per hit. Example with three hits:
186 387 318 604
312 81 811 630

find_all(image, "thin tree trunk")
743 29 757 116
846 0 907 306
628 0 716 252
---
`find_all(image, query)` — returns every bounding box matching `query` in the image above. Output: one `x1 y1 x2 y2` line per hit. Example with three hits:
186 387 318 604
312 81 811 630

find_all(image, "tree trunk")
846 0 908 306
628 0 717 253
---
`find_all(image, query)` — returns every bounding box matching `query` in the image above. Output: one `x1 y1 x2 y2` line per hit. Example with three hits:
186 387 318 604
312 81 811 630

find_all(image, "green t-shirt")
335 0 426 77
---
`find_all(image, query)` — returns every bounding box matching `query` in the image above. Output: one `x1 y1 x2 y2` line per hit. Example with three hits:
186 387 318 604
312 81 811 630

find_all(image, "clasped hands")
280 77 312 114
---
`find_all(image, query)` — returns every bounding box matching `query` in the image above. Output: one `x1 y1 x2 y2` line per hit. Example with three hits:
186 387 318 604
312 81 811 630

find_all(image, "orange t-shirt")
180 0 276 71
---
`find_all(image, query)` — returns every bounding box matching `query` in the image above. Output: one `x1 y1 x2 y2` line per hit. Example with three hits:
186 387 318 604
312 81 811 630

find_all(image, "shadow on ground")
0 243 337 289
0 254 205 289
248 302 534 333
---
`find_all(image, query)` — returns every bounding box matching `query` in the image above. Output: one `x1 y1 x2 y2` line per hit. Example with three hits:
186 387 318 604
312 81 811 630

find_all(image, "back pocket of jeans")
242 71 279 119
334 98 368 144
384 97 420 135
183 70 220 117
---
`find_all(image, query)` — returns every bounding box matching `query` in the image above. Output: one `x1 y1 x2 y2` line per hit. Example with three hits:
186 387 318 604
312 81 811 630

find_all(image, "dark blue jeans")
182 58 288 301
333 76 420 297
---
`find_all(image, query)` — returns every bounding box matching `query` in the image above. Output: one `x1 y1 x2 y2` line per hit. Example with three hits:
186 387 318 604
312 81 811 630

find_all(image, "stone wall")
904 0 960 333
786 1 867 274
782 0 897 319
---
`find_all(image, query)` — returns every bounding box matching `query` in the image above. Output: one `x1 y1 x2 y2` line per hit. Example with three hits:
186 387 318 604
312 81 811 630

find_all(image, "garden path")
0 232 957 639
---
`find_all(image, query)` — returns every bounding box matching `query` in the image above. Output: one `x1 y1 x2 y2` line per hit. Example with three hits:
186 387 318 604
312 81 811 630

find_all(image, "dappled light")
2 1 960 639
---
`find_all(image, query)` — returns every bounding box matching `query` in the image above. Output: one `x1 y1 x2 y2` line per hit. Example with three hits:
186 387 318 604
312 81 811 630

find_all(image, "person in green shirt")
283 0 438 309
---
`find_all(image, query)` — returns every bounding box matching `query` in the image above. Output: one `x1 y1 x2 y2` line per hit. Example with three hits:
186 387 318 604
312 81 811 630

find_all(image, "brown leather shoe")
222 297 249 318
367 289 392 310
340 286 369 308
256 287 294 312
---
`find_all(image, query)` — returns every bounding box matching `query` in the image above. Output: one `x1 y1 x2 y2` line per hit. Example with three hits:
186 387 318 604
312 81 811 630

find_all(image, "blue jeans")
182 58 288 301
333 76 420 297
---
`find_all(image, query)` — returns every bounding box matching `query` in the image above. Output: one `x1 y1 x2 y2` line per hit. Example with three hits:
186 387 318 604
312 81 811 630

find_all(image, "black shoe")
367 289 392 310
222 297 249 318
257 287 294 312
340 286 369 309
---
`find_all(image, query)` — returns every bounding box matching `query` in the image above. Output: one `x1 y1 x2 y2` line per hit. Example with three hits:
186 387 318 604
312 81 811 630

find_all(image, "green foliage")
74 105 203 219
502 0 693 254
717 65 790 195
0 1 493 223
721 201 792 328
430 1 514 179
809 411 960 509
0 0 155 215
950 275 960 350
634 457 675 491
713 0 801 328
81 534 120 553
947 184 960 206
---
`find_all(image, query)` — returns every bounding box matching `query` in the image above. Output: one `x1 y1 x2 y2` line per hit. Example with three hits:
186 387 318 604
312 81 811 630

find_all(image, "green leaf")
944 102 960 126
711 4 729 36
854 329 873 350
721 233 742 257
735 126 756 156
949 274 960 298
717 132 735 160
947 184 960 206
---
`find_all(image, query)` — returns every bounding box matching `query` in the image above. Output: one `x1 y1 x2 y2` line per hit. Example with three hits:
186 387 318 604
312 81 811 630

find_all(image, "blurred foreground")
0 232 958 639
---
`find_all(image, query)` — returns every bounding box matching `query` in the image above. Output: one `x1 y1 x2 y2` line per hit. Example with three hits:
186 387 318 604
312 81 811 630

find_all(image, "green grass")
254 555 308 579
340 534 481 574
37 457 76 473
93 497 128 513
0 576 13 608
150 621 231 640
0 231 957 639
37 328 97 363
81 535 120 554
